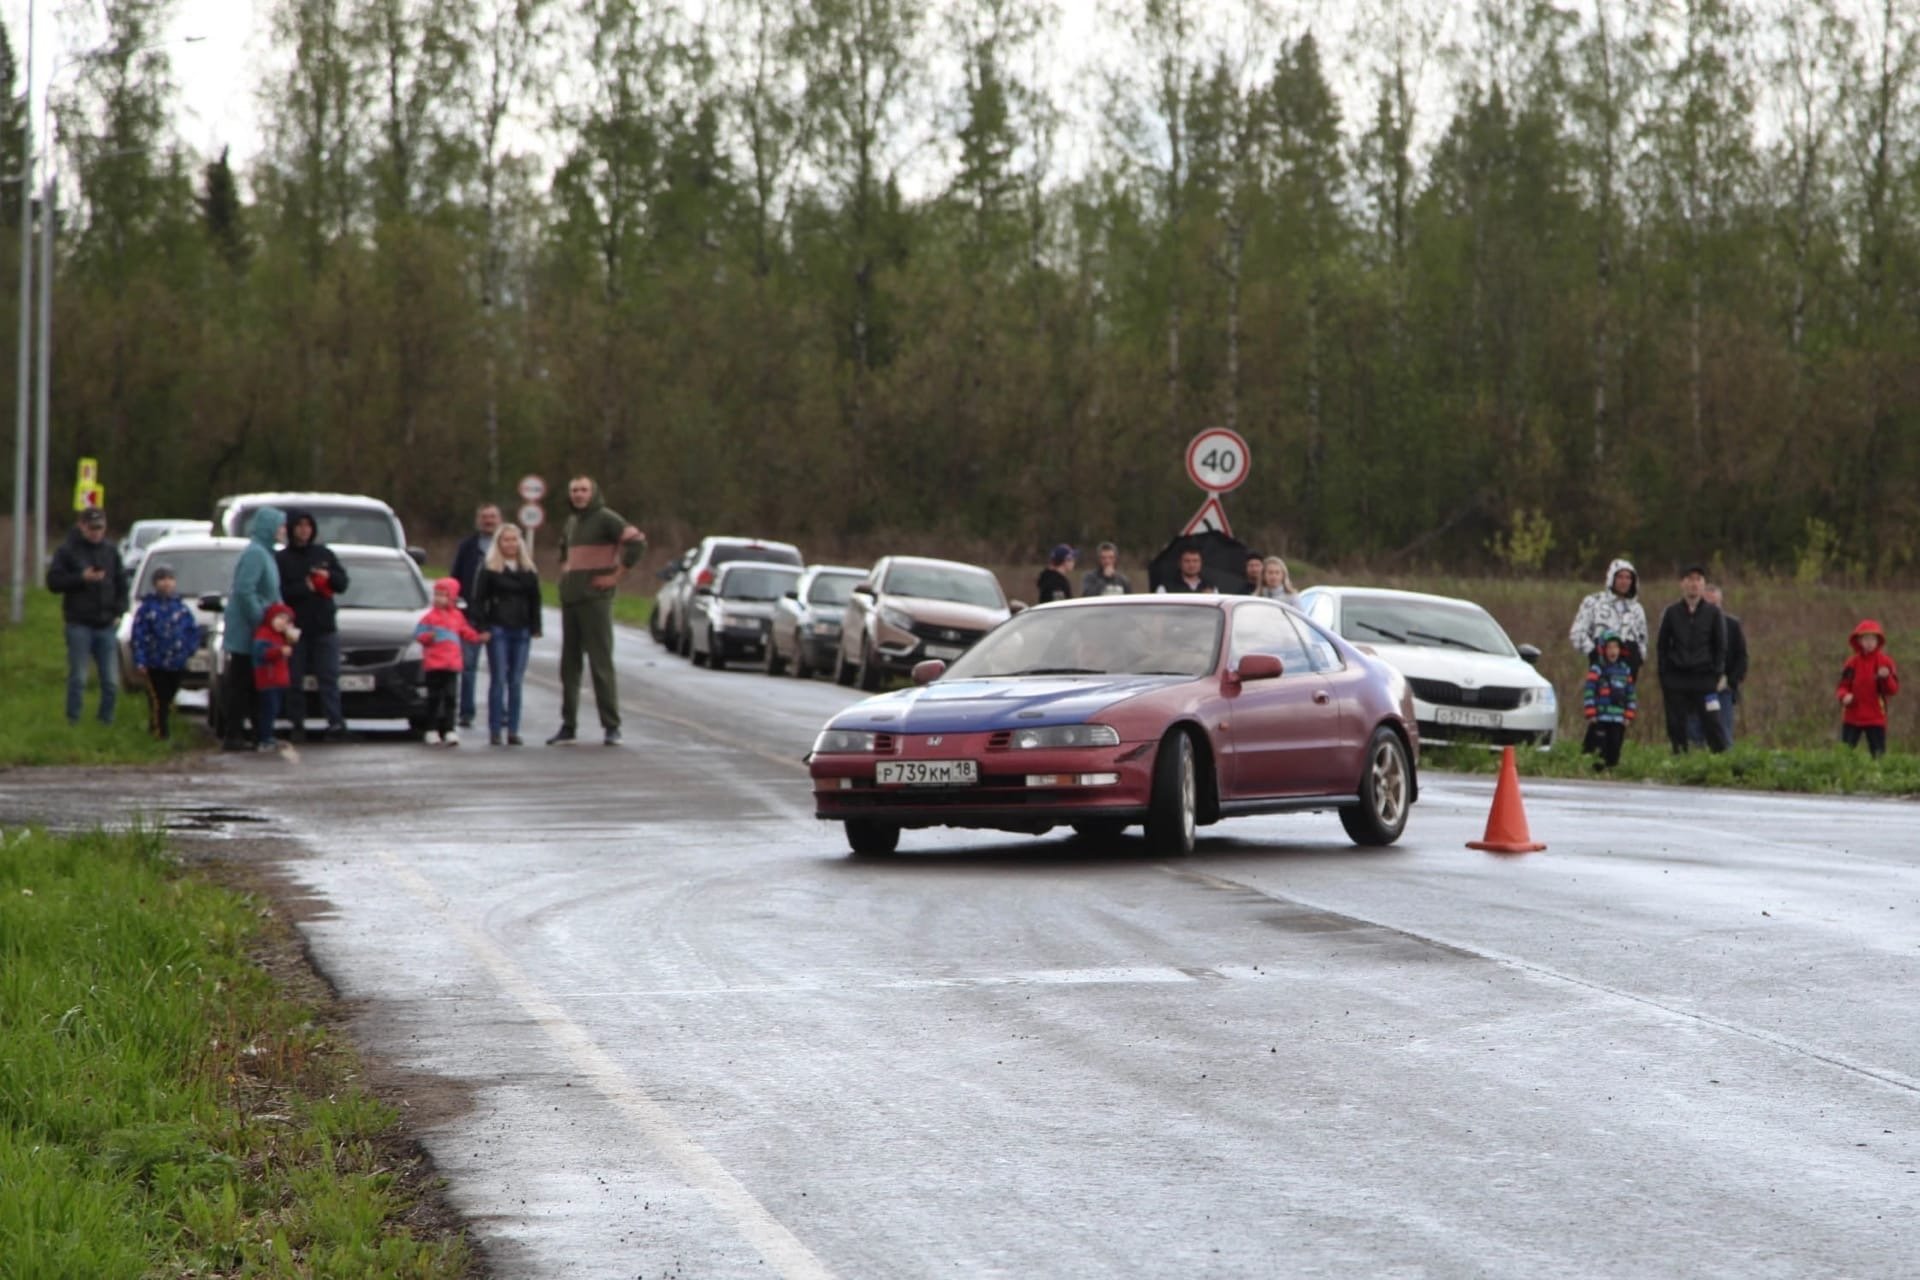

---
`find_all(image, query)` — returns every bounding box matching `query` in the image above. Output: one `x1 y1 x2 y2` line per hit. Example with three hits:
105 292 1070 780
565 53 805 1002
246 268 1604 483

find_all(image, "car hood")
332 607 426 645
829 675 1188 735
1361 643 1550 690
882 596 1009 630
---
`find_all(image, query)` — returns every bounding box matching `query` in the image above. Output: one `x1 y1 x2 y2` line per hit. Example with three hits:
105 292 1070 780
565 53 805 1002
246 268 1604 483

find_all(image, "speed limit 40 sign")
1185 428 1250 494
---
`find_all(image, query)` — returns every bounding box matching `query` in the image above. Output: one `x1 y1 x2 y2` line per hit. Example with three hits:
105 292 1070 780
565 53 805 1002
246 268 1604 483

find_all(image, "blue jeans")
288 630 344 729
487 627 533 735
64 623 118 724
256 688 283 746
459 640 485 723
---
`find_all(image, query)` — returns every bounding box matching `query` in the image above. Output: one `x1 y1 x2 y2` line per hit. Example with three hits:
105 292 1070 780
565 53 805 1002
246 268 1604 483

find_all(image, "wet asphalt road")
6 617 1919 1278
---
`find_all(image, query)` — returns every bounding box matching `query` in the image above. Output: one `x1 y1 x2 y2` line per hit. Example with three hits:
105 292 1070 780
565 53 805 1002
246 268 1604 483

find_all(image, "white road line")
362 844 838 1280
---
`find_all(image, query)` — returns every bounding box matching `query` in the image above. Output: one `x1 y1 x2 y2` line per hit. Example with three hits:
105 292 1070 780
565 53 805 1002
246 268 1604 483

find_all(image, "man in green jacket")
548 475 646 745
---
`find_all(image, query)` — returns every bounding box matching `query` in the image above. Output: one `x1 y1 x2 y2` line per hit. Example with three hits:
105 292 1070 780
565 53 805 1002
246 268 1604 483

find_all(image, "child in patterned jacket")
1581 630 1637 770
416 578 488 745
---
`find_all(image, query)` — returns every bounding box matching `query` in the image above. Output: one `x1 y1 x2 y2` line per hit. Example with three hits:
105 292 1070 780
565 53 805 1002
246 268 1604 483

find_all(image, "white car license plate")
924 645 964 661
338 674 375 692
876 759 977 786
186 652 212 673
1436 707 1501 729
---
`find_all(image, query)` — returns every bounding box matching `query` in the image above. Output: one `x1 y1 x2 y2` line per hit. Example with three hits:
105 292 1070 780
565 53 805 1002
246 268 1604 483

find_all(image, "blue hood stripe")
829 676 1186 735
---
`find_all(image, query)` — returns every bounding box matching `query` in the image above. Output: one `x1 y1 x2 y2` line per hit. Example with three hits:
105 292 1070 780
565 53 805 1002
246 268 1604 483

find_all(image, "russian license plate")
338 674 375 692
924 645 964 661
876 759 978 786
1436 707 1501 729
816 623 841 636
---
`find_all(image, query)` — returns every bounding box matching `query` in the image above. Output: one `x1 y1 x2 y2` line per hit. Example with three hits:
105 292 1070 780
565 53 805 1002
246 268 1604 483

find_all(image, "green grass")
0 826 470 1278
1425 738 1920 797
0 593 203 766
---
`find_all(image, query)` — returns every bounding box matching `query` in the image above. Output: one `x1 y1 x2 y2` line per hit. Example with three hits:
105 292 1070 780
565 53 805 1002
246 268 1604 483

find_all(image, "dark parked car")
654 536 804 653
207 546 432 738
766 565 867 678
686 561 805 670
809 596 1419 856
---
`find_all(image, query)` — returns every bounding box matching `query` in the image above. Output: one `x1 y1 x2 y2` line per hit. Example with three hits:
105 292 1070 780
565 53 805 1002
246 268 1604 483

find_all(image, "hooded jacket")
1568 558 1648 659
275 509 351 637
1582 633 1638 726
45 525 129 627
223 507 286 655
251 603 297 690
556 480 645 606
1837 620 1899 729
416 579 485 672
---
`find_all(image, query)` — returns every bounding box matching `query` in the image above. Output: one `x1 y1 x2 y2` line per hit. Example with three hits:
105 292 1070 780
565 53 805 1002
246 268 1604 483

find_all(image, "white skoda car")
1297 587 1557 748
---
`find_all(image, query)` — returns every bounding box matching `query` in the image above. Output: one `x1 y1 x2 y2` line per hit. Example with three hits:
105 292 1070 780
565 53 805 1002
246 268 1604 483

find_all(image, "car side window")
1304 592 1335 628
1229 605 1311 676
1293 615 1345 672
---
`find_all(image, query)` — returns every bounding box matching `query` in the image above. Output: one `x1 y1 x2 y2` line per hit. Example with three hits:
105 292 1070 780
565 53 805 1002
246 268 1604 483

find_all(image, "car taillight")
696 568 715 587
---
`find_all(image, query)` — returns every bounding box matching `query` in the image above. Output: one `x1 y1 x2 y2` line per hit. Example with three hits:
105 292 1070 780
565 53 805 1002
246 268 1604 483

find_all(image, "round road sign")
1185 428 1251 494
518 503 545 529
517 473 547 503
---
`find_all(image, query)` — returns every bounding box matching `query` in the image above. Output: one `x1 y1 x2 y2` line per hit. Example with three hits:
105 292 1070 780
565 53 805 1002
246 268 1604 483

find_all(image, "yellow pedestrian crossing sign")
74 457 104 511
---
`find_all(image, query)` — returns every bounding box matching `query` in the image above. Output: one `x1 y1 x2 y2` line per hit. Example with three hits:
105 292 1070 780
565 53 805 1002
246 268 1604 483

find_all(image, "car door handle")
1312 690 1331 705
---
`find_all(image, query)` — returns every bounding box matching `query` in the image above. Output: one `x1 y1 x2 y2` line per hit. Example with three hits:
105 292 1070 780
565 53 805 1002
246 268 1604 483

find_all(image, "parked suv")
656 536 804 654
835 556 1012 692
212 492 423 563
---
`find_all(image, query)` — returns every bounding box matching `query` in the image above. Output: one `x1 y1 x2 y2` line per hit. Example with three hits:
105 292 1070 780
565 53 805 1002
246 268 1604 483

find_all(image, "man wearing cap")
1655 564 1730 754
1037 545 1076 604
45 507 129 725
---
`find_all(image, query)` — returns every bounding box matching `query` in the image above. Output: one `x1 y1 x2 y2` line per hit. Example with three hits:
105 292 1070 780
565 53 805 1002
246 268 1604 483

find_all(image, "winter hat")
150 563 176 582
263 602 295 626
1049 544 1076 565
433 577 462 599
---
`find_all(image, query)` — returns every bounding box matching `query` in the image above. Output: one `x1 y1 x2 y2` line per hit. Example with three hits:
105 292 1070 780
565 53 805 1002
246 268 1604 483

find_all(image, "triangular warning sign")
1181 494 1233 538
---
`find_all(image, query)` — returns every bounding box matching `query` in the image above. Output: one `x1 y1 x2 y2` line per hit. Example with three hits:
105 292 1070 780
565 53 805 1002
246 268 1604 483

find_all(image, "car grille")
908 620 986 646
1416 721 1549 747
344 648 401 667
1407 677 1524 711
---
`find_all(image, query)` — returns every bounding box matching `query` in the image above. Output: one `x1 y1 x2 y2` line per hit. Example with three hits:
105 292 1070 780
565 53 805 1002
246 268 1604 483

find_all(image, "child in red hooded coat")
1836 619 1899 758
251 602 298 751
416 578 488 745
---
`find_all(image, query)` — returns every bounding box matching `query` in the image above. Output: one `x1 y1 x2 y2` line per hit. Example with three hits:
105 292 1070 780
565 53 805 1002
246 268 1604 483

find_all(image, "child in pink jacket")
416 577 488 745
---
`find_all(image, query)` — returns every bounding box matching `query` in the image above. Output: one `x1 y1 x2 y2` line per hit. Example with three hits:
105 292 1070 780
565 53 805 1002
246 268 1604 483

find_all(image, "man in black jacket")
1687 583 1748 746
450 503 502 728
276 509 352 741
1656 565 1730 754
46 507 129 725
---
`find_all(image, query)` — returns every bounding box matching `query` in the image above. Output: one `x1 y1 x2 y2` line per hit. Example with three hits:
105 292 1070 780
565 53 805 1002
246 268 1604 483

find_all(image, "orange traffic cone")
1467 745 1546 854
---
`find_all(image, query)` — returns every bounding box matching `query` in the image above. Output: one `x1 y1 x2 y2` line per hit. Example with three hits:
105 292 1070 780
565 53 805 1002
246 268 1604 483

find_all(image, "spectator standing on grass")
45 507 128 726
1687 583 1748 746
1836 620 1899 759
1581 631 1637 770
1255 556 1300 606
129 564 200 740
1080 542 1131 596
1569 558 1648 674
471 523 542 747
219 507 286 751
549 476 645 746
1037 545 1076 604
276 510 352 742
251 603 298 754
450 503 503 729
1656 565 1730 754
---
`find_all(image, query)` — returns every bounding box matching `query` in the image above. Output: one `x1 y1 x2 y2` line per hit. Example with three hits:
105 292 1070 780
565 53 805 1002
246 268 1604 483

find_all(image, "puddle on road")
159 805 275 838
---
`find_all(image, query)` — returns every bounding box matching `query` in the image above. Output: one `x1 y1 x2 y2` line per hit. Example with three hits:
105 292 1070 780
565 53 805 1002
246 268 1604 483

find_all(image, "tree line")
2 0 1918 577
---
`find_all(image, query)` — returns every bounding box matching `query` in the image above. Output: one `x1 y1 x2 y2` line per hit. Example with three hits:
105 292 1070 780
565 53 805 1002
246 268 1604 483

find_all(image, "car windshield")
884 564 1004 610
943 604 1223 679
238 504 402 549
720 567 801 601
808 574 861 606
139 547 242 599
335 558 430 610
711 543 801 569
131 522 198 551
1339 596 1517 657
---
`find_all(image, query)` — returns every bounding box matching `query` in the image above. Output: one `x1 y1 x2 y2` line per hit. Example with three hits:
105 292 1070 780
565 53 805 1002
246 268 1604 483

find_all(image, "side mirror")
1008 601 1027 615
1234 653 1284 682
407 546 427 566
911 659 946 686
852 583 874 597
784 589 800 600
695 585 714 597
197 593 225 613
1517 643 1542 665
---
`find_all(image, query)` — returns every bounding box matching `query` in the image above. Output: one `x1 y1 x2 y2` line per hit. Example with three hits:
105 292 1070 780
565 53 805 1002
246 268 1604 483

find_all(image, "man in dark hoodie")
548 475 645 746
1656 564 1730 754
276 510 352 741
46 507 129 725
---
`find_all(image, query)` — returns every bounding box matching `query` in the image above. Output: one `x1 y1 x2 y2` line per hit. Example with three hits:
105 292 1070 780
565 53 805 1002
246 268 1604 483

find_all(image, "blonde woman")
469 523 543 745
1255 556 1300 607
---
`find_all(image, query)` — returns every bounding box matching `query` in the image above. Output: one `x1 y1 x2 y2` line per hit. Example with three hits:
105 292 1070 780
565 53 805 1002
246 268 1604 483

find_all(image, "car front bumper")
810 738 1156 832
1413 697 1556 748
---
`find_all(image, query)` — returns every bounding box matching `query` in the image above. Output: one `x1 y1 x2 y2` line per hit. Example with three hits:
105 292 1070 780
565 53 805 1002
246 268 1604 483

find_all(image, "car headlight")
401 641 424 663
1012 724 1120 750
1519 685 1556 708
878 606 915 632
813 728 880 754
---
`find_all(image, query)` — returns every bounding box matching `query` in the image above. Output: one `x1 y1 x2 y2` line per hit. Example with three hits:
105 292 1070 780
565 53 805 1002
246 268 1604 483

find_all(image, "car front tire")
1144 730 1198 857
1340 728 1412 847
845 819 901 856
765 633 786 676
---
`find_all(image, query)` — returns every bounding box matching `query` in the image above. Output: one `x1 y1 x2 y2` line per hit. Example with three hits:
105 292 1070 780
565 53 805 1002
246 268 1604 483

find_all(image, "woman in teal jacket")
219 507 286 749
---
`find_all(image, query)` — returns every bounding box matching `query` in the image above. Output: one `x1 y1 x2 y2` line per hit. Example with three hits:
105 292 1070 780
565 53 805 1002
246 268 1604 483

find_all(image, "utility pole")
9 0 34 626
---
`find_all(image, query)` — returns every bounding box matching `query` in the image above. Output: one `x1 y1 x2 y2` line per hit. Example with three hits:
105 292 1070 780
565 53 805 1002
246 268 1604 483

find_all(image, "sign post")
516 475 546 552
1181 429 1250 538
72 456 104 512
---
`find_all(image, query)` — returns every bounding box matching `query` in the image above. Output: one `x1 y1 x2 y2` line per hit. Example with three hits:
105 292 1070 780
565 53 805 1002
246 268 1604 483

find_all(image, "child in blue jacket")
129 564 201 739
